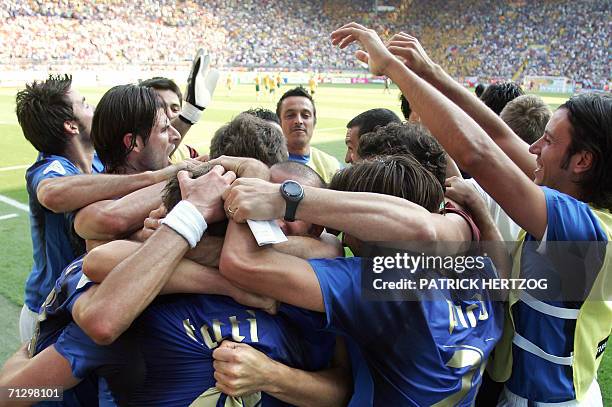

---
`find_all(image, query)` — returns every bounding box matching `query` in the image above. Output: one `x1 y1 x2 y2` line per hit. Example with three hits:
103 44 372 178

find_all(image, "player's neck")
289 145 311 156
63 139 94 174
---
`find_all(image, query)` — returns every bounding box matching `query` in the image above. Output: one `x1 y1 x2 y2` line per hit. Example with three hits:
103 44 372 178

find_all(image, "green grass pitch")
0 83 608 403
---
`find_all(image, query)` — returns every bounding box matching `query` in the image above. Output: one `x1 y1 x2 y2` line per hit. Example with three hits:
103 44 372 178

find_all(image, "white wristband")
160 200 207 248
179 102 203 125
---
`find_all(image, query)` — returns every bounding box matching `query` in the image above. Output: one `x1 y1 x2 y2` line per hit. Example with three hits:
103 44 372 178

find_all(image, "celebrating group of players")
0 22 610 407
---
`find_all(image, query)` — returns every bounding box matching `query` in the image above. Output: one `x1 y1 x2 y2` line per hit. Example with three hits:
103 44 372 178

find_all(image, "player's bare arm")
36 161 192 214
220 220 324 312
330 23 547 239
72 167 234 345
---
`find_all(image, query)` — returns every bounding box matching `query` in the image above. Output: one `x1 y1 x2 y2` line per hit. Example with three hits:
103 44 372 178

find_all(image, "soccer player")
330 23 611 405
254 74 261 100
219 155 504 405
276 72 282 89
308 75 317 95
173 48 220 142
15 76 181 342
344 108 401 163
479 82 524 116
276 86 340 183
139 76 201 162
73 84 197 242
499 94 552 145
226 72 233 97
383 76 391 93
209 113 288 167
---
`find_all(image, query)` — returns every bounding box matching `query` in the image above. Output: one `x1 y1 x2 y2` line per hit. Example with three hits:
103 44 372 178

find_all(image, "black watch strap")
284 200 299 222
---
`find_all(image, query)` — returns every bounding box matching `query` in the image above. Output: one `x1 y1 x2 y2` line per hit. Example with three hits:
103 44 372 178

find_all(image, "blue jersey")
310 257 503 406
32 256 94 354
54 322 141 407
25 153 103 312
500 187 611 402
56 294 334 406
30 256 100 407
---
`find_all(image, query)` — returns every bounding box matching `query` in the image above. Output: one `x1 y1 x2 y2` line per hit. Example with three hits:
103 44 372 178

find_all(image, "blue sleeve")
92 153 105 173
54 322 131 379
541 187 607 242
309 257 362 335
29 156 80 193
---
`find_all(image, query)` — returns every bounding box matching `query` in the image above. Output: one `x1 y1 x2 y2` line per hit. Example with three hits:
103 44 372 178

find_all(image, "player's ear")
123 133 143 152
63 120 79 136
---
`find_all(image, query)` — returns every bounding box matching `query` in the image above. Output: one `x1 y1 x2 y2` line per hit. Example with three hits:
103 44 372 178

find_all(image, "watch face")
282 180 303 199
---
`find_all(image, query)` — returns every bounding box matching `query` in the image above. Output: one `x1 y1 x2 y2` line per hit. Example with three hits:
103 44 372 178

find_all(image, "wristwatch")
280 180 304 222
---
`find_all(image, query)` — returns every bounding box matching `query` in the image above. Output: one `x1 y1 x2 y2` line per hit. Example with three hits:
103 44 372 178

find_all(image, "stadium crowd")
1 0 610 86
0 2 611 406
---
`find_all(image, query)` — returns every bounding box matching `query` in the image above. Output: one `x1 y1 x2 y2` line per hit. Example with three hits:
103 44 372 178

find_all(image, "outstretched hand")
330 22 396 76
385 32 437 79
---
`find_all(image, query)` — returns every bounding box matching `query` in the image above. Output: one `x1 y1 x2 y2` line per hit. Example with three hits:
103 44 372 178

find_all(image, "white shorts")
497 381 602 407
19 304 38 343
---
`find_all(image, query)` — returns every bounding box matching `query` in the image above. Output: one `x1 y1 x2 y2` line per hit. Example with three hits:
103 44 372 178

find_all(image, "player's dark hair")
140 77 183 106
276 86 316 121
479 82 524 115
474 83 487 98
243 107 281 125
358 122 447 190
399 94 412 121
209 113 288 167
346 108 401 139
559 93 612 209
15 74 75 155
92 85 163 174
329 154 444 213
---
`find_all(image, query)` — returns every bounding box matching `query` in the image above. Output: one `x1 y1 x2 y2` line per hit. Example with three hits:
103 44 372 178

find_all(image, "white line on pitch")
0 195 29 212
0 213 18 221
0 164 28 172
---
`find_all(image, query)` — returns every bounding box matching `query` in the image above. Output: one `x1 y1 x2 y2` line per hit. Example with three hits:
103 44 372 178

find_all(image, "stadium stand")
0 0 609 87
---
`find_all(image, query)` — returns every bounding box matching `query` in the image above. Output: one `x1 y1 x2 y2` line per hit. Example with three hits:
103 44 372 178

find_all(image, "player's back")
127 294 325 406
364 265 503 405
311 256 503 406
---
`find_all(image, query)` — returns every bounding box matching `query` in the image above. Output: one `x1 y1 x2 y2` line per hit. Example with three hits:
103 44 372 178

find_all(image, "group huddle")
1 23 610 407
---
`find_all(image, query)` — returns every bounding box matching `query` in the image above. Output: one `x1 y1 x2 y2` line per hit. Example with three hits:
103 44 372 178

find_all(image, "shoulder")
540 187 608 242
27 154 79 183
309 147 341 171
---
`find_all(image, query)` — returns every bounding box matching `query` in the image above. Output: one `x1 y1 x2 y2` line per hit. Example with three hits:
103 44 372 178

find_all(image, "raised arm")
330 23 547 239
386 33 536 177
